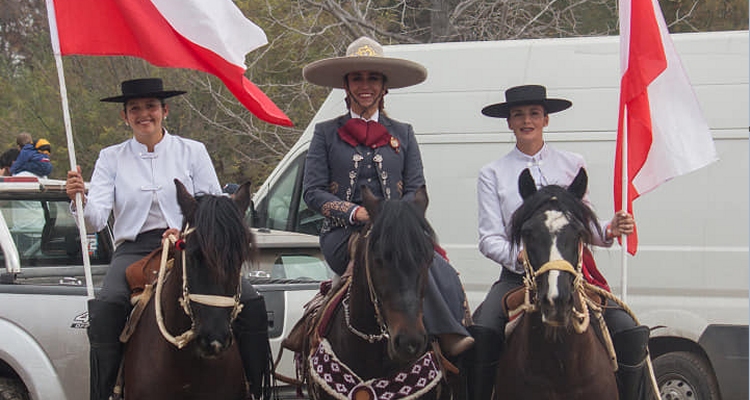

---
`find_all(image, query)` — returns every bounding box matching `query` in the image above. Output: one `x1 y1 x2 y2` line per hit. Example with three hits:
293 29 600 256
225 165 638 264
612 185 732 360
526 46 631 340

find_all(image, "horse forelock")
187 194 251 285
368 200 435 274
511 184 599 251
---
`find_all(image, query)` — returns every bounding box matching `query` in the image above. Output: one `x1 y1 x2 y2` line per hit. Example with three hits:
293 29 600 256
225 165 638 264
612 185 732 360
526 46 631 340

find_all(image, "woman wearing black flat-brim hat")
470 84 647 400
66 78 272 400
301 37 474 358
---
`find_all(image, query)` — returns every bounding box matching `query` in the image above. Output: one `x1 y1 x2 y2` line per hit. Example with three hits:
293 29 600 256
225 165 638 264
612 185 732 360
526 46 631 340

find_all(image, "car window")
0 199 113 267
271 254 332 281
265 161 300 231
256 152 323 236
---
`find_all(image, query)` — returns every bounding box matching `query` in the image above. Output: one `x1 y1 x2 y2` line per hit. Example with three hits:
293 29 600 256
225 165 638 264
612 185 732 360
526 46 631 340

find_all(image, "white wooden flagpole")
45 0 94 299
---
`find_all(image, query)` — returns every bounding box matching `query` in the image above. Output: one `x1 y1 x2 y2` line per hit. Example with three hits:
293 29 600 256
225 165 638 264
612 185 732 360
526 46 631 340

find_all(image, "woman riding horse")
305 186 448 400
471 85 650 400
66 78 271 400
301 36 473 359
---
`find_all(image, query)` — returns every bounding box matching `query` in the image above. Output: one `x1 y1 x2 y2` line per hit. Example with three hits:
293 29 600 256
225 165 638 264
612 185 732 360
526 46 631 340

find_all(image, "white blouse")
477 144 612 274
81 131 222 246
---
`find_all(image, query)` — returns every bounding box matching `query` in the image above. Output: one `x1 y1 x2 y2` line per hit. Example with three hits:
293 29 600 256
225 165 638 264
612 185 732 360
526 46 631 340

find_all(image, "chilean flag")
47 0 292 127
616 0 717 254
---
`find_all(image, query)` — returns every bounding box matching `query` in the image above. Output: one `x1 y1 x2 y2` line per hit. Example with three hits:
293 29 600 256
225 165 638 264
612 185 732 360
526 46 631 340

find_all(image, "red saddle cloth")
582 247 610 292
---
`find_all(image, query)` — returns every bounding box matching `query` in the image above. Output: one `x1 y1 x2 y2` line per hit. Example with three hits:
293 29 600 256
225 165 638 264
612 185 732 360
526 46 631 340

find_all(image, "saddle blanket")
309 339 442 400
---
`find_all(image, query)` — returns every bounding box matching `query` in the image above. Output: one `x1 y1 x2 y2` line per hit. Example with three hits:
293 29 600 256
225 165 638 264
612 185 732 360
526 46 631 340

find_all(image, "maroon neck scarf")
338 118 391 148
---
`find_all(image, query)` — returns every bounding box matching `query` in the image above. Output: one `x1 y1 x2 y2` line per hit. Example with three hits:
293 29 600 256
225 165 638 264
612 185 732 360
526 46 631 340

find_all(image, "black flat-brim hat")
303 36 427 89
481 85 572 118
100 78 187 103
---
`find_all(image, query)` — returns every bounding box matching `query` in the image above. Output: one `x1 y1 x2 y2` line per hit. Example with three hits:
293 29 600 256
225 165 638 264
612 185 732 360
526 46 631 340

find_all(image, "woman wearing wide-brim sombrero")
301 37 474 358
66 78 273 400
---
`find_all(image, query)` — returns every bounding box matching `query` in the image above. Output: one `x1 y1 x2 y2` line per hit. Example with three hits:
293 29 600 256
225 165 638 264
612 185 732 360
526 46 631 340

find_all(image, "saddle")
274 275 348 388
119 247 174 343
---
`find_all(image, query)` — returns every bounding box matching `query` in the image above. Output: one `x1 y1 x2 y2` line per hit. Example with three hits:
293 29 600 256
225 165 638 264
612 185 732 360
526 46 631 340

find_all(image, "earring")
124 122 129 127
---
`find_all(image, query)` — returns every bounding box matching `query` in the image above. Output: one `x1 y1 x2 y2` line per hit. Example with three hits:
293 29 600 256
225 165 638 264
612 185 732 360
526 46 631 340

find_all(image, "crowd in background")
0 133 53 178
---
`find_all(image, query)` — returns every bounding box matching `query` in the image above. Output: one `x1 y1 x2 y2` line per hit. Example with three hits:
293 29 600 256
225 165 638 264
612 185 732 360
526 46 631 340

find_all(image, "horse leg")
235 291 272 400
87 299 130 400
613 325 651 400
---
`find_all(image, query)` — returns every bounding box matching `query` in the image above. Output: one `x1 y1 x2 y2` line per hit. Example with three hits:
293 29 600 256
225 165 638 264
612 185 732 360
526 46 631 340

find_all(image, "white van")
252 31 748 399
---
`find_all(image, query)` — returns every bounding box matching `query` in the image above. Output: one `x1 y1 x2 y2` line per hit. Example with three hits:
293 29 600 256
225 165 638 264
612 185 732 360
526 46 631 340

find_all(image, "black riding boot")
613 325 651 400
88 299 130 400
467 325 504 400
235 295 273 400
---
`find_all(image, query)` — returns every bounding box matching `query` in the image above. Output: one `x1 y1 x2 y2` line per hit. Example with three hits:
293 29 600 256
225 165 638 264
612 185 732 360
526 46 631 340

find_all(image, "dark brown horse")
121 180 254 400
306 186 450 400
495 168 618 400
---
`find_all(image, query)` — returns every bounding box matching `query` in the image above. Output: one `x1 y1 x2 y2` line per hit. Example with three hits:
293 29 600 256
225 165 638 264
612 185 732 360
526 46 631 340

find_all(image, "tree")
0 0 746 186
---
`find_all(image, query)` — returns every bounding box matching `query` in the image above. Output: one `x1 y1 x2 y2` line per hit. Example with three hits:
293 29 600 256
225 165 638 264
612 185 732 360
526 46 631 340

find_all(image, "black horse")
121 180 254 399
305 186 452 400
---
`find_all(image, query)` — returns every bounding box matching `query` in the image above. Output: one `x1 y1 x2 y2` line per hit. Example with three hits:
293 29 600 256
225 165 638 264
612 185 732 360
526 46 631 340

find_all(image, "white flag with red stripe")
47 0 292 127
616 0 717 254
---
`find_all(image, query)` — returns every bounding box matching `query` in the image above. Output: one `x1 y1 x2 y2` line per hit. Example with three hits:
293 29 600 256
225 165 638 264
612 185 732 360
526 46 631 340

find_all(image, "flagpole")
620 106 628 303
46 0 94 299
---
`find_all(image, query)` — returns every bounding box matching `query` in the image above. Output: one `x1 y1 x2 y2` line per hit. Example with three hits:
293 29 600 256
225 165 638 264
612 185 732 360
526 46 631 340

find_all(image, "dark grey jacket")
303 113 425 232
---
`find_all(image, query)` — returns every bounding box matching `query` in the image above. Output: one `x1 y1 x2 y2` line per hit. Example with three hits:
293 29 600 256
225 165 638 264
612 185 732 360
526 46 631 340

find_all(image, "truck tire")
0 377 29 400
653 351 721 400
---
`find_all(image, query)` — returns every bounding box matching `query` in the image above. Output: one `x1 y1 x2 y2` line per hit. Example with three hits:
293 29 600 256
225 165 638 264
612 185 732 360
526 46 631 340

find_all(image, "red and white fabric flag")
616 0 717 254
47 0 292 127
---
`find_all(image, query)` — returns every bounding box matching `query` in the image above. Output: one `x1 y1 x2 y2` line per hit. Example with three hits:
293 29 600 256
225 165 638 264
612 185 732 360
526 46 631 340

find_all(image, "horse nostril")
395 333 427 356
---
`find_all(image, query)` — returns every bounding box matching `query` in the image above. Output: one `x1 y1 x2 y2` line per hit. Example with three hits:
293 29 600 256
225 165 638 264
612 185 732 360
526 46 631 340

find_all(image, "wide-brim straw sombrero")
481 84 572 118
303 36 427 89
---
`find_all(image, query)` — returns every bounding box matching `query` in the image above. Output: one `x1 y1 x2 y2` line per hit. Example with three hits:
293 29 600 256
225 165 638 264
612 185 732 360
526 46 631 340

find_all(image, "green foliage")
0 0 746 187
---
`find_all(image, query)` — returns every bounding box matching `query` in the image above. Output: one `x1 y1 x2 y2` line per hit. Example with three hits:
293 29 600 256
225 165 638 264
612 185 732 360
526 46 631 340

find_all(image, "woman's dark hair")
0 148 20 169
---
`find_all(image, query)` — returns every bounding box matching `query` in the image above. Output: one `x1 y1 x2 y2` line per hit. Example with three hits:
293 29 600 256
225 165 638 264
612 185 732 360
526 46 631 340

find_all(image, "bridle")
154 224 243 349
342 227 390 343
519 240 591 334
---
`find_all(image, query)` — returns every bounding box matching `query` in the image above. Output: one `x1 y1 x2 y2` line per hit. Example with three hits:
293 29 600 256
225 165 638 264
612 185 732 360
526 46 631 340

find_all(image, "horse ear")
568 168 588 200
174 179 198 222
232 181 252 215
361 185 381 219
518 168 537 200
413 185 429 216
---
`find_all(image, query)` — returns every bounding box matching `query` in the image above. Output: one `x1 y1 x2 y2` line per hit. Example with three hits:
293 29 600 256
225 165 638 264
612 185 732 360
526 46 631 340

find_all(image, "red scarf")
338 118 391 148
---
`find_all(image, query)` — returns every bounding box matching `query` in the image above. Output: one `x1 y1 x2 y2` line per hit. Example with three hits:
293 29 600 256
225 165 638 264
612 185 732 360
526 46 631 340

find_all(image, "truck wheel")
653 351 720 400
0 377 29 400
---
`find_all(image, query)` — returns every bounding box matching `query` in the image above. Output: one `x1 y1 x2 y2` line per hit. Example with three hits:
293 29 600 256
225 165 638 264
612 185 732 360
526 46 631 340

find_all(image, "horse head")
174 179 254 358
355 185 433 363
511 168 600 336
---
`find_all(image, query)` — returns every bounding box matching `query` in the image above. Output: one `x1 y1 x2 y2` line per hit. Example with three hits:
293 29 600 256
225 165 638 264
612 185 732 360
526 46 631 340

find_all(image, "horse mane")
368 199 436 269
509 184 601 250
188 194 253 283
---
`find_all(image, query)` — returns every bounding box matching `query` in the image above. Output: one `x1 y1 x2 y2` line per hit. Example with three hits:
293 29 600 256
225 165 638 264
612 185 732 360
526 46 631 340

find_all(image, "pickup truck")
0 176 327 400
